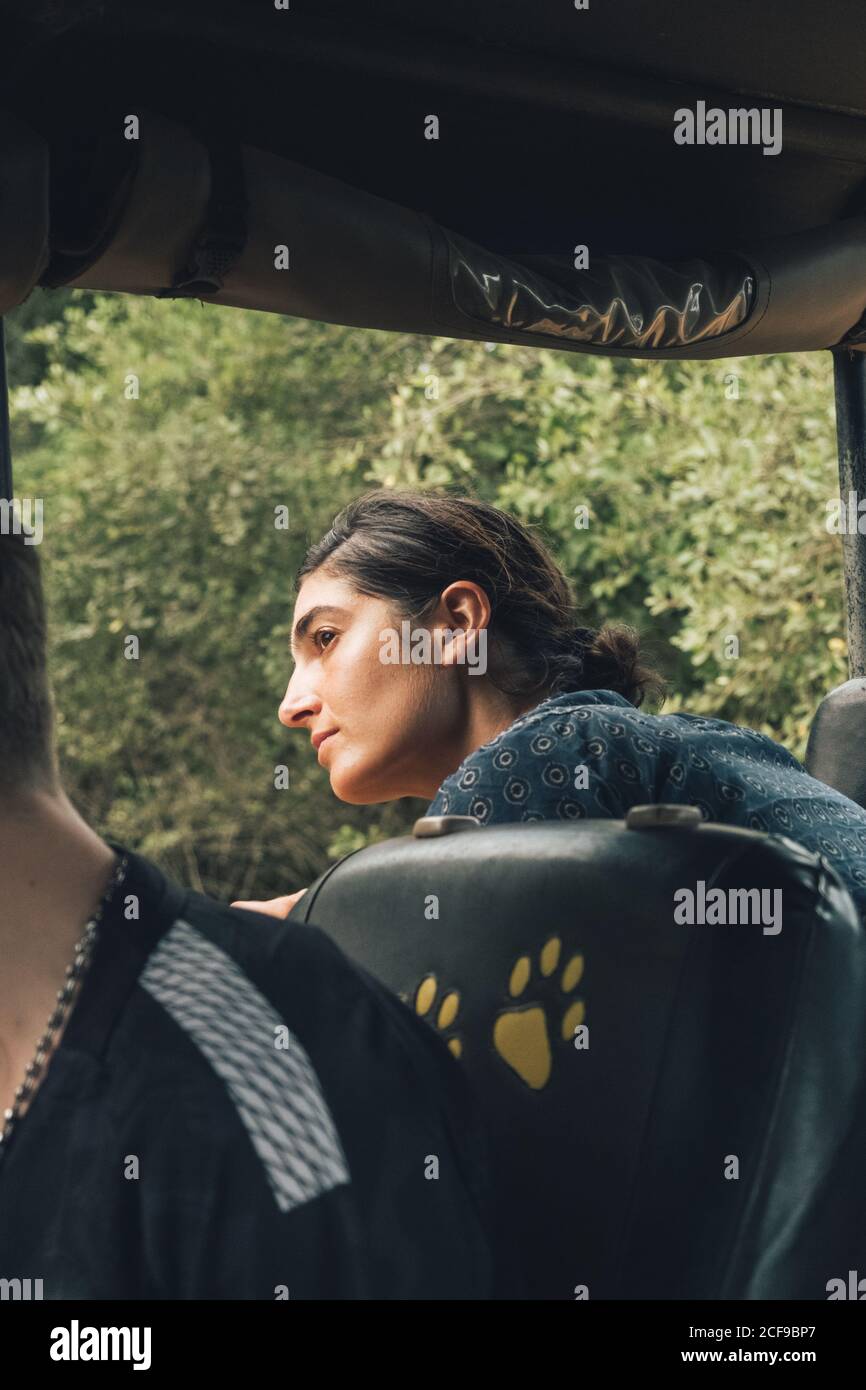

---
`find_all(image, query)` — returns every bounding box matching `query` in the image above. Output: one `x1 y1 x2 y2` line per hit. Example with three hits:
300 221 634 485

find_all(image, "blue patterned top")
426 689 866 923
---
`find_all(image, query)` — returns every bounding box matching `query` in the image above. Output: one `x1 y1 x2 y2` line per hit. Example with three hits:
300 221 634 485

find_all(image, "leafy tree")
6 290 847 898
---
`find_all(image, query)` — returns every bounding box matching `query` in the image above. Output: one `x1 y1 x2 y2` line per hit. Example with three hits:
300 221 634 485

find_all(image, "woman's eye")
314 628 337 652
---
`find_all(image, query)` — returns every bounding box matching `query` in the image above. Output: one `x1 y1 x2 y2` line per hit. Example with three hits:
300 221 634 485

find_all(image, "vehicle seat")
806 677 866 810
290 807 866 1299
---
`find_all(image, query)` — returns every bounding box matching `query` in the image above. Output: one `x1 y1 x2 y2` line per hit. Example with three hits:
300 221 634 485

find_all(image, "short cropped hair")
0 531 57 792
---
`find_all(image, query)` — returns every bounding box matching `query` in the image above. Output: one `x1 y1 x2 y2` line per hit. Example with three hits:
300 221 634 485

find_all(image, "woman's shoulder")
425 689 638 818
469 688 635 758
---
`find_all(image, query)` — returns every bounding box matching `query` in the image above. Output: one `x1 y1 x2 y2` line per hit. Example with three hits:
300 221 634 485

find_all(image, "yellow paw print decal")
414 975 463 1058
493 936 585 1090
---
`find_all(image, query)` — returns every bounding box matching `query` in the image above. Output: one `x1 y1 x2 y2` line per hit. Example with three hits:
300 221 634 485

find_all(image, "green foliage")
6 291 847 899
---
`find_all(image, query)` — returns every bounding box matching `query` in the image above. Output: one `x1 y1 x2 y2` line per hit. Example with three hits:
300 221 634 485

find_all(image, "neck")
0 786 118 1103
461 686 542 761
415 679 551 801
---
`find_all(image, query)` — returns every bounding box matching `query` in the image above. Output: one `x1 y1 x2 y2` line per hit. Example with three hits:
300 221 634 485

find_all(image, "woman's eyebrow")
291 605 351 653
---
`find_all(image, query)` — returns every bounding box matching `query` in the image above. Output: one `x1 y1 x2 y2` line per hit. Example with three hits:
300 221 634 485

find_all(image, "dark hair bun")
558 622 666 709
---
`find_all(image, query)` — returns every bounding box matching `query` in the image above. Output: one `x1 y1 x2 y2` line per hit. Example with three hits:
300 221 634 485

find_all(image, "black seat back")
806 677 866 809
291 809 866 1299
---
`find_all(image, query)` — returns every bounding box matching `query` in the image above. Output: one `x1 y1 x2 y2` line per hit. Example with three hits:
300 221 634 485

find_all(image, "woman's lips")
316 731 337 761
312 728 338 750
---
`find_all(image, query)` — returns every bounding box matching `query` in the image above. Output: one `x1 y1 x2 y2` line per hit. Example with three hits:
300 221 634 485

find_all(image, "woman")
233 488 866 922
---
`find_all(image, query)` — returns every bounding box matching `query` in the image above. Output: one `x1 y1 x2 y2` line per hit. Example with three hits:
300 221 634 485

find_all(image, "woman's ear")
439 580 491 630
434 580 492 671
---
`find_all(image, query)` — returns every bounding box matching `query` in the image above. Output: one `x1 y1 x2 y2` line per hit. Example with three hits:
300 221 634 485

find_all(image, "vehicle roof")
4 0 866 259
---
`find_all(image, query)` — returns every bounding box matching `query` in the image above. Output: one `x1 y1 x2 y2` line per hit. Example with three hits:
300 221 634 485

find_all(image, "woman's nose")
278 678 322 729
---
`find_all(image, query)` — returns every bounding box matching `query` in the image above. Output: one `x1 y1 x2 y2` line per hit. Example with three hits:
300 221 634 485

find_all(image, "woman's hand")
231 888 308 919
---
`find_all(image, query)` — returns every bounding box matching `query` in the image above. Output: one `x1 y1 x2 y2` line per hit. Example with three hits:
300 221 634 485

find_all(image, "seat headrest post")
832 347 866 679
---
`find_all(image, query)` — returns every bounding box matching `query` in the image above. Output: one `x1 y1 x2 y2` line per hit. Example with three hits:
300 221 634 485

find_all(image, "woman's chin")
328 767 368 804
333 787 376 806
330 768 394 806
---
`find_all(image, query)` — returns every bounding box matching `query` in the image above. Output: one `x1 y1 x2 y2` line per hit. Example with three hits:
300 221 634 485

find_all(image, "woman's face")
279 569 477 803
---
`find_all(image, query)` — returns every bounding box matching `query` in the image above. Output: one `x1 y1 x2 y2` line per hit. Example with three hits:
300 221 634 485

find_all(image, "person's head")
0 531 58 800
280 489 666 804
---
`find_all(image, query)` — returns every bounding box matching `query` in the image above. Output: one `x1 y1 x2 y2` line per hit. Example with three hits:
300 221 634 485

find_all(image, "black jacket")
0 848 503 1299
